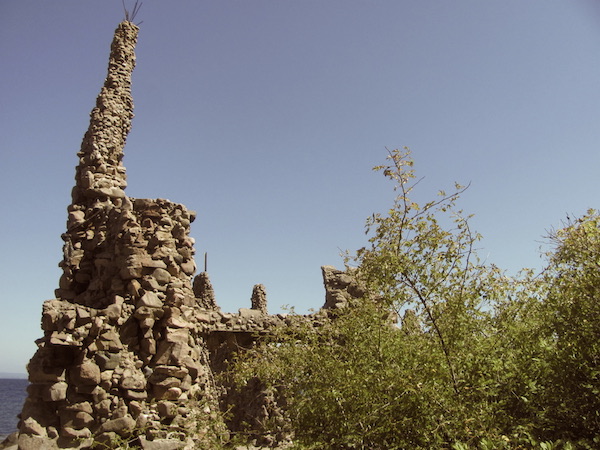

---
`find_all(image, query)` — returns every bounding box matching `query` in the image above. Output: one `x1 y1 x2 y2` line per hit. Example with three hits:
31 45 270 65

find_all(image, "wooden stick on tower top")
122 0 143 24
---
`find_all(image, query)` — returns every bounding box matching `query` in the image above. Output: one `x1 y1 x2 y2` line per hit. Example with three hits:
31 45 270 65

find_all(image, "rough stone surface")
192 272 217 309
321 265 367 309
138 437 186 450
99 415 136 435
250 284 268 314
71 361 101 386
20 418 46 437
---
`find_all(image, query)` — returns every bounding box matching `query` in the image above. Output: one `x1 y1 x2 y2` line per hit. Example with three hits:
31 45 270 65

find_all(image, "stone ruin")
5 21 367 450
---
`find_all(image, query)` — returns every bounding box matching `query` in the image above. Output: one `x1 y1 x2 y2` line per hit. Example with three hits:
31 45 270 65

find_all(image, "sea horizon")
0 373 27 380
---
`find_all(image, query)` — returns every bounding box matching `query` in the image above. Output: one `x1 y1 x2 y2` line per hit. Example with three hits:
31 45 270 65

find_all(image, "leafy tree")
354 148 494 396
538 210 600 440
345 148 543 446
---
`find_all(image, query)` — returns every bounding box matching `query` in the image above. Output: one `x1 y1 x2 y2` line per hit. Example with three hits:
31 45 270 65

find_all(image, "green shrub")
231 150 600 448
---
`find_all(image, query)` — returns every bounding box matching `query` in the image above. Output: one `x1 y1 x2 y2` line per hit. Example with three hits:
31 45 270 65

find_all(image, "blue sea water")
0 379 28 440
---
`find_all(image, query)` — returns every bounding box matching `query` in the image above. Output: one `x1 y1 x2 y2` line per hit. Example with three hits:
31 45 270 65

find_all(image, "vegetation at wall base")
232 149 600 449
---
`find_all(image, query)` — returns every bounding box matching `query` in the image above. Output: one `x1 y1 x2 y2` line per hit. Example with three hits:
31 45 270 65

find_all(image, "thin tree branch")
401 271 460 396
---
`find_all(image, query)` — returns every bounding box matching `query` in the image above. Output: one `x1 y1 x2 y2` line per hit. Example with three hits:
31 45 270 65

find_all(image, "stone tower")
17 21 223 449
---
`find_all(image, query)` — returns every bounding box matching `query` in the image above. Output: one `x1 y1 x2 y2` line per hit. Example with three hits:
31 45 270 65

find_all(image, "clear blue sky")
1 1 600 374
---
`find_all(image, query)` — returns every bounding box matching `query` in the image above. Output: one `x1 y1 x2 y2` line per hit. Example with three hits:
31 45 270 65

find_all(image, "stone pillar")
193 272 218 309
250 284 267 314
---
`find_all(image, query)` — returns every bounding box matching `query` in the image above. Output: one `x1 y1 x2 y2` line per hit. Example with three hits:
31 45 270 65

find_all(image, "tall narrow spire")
57 21 139 306
73 21 138 203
